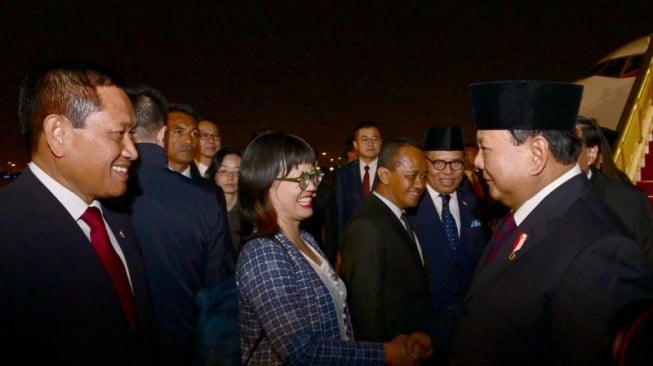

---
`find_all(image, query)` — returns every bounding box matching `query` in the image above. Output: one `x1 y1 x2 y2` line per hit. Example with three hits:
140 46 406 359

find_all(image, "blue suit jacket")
408 187 489 314
325 160 369 263
236 231 384 365
126 143 230 365
0 168 156 365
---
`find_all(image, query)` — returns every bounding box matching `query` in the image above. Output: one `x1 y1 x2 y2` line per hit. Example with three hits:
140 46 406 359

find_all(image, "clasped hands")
384 331 433 365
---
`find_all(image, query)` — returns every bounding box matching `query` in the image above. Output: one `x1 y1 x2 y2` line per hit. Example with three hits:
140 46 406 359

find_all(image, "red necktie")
81 207 137 329
484 212 516 265
362 165 370 196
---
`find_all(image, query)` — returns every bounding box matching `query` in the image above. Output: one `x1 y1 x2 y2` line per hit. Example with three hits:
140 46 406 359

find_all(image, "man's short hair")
18 59 124 151
510 129 581 165
378 137 421 170
168 103 199 122
353 120 380 135
126 85 169 136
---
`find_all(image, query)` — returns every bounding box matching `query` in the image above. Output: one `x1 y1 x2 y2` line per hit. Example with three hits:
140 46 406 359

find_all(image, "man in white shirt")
194 119 221 179
453 80 653 365
165 104 200 179
0 60 155 365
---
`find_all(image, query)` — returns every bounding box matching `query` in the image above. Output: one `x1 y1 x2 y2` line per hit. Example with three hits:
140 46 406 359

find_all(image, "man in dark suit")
165 103 203 179
341 138 434 346
126 86 231 365
0 61 155 364
407 126 490 360
575 116 653 263
453 81 653 364
325 121 382 266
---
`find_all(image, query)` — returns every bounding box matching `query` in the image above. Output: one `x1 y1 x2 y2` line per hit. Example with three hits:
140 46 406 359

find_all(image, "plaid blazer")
236 231 384 365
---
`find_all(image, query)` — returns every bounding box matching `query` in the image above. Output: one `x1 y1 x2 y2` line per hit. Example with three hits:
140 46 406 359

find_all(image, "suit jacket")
453 174 653 365
341 194 434 342
325 160 369 264
236 231 384 365
407 187 489 314
589 166 653 263
0 169 155 365
126 143 231 365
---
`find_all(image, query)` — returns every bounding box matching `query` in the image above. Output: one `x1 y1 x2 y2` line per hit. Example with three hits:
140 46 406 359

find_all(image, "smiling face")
475 130 532 209
378 145 427 209
268 162 317 227
425 150 465 194
59 86 138 203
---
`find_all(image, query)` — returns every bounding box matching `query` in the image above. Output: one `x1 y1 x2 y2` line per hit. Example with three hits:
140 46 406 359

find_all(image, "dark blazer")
407 187 489 314
126 143 231 365
0 168 155 365
341 193 434 342
453 174 653 365
589 167 653 263
325 160 368 264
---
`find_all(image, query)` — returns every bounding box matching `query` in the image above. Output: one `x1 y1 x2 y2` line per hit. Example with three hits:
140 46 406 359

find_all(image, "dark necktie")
81 207 137 329
440 194 460 260
362 165 370 197
401 213 424 265
484 211 517 265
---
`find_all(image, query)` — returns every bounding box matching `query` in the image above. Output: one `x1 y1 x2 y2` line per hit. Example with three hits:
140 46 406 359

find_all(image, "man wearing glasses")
407 126 490 362
194 119 221 179
326 121 383 267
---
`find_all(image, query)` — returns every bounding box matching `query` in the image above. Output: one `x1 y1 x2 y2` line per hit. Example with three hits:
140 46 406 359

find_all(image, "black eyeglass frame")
427 158 464 171
275 170 324 190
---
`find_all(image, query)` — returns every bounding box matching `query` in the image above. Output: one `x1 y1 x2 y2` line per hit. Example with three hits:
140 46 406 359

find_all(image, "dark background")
1 1 652 171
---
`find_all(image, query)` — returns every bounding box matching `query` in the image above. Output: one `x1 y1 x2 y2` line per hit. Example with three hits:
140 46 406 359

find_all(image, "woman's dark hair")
239 132 316 238
207 146 242 182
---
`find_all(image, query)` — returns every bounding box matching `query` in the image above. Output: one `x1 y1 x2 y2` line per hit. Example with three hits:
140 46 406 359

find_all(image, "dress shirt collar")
372 191 404 220
169 165 192 178
513 165 582 225
28 162 102 221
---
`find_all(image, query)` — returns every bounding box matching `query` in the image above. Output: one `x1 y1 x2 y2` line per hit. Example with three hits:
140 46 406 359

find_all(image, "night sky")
1 1 652 171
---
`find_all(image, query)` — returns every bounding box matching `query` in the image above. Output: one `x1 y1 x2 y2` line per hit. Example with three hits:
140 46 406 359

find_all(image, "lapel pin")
508 232 528 260
119 230 125 239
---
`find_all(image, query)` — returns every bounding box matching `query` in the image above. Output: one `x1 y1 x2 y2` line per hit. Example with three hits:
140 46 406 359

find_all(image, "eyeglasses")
199 132 221 141
275 170 324 190
217 169 239 177
358 137 381 145
427 158 464 171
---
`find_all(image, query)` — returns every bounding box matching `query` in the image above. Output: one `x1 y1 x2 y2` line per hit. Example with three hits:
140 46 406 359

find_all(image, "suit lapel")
370 195 426 268
467 174 590 296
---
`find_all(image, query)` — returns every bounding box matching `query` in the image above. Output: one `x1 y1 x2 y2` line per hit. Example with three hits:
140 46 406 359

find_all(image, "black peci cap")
470 81 583 131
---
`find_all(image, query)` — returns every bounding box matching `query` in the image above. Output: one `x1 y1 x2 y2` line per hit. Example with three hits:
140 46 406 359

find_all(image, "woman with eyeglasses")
236 132 430 365
207 147 252 261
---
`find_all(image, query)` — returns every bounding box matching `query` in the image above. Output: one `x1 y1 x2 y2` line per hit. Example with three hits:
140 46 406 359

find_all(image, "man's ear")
157 126 167 147
529 136 549 176
42 114 69 158
377 166 391 185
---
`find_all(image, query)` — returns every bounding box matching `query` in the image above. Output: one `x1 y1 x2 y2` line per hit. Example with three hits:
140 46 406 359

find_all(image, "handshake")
384 332 433 365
